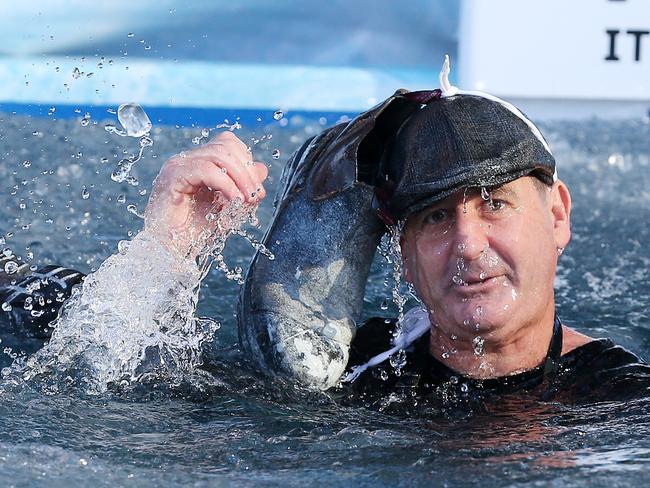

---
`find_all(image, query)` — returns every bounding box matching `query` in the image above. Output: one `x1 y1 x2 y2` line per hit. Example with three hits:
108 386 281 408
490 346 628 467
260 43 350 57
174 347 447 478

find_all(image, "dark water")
0 111 649 486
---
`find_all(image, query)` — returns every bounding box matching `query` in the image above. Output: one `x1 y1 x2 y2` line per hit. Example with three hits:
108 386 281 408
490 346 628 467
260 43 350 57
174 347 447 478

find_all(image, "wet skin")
144 131 269 258
401 176 592 378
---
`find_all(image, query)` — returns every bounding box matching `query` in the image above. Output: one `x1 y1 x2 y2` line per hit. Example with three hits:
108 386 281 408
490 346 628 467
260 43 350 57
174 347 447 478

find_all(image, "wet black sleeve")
348 316 397 367
0 264 85 340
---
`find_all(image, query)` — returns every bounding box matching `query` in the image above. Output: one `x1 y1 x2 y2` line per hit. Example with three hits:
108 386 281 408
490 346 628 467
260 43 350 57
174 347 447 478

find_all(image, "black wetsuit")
0 265 85 362
1 268 649 404
347 317 650 406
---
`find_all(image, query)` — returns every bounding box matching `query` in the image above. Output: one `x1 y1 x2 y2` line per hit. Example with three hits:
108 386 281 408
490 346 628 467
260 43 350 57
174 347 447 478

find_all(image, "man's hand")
144 131 269 257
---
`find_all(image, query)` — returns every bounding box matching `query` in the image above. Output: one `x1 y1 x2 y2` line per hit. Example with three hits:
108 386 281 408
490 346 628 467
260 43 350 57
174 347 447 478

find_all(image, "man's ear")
550 180 572 249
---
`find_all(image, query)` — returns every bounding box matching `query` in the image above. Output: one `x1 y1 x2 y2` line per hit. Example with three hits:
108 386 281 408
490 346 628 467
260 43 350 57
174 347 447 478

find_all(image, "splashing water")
117 103 152 138
5 198 265 395
472 336 485 357
104 104 154 186
110 136 154 186
376 221 423 375
215 119 242 131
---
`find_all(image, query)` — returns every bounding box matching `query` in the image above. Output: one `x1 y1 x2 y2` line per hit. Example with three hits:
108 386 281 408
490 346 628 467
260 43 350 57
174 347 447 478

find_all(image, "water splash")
472 336 485 356
215 120 242 132
5 198 265 395
377 221 423 375
105 104 154 187
117 103 152 138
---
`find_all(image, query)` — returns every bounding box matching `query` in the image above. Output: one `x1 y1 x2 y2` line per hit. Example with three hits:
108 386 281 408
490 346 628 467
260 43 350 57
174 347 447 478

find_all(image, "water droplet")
139 136 153 148
72 67 82 79
117 103 152 137
389 349 407 371
479 271 486 280
104 124 122 136
480 187 490 201
4 261 18 274
272 149 280 159
1 302 11 312
23 160 31 168
460 383 469 393
273 110 284 120
127 33 134 38
117 194 126 204
452 275 465 286
117 240 130 254
441 351 450 359
201 128 210 138
111 167 127 183
81 186 90 200
125 175 139 187
47 107 56 116
472 336 485 356
607 153 625 168
379 369 389 381
380 298 389 310
126 204 143 218
80 113 91 127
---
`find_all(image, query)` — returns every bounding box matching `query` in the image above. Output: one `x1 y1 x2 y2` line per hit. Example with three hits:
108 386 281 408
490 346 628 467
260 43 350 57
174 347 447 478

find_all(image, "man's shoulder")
558 338 650 401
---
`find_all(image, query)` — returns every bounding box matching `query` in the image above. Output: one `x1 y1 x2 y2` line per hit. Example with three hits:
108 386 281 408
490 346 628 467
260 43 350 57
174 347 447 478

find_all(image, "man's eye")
486 199 505 211
423 209 448 224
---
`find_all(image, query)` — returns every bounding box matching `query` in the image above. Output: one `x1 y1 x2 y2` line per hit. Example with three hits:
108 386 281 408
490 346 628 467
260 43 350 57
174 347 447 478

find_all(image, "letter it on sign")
627 30 650 61
605 30 619 61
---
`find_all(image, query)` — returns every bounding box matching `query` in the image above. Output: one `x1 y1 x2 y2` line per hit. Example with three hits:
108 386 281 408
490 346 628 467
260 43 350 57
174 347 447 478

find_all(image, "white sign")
459 0 650 100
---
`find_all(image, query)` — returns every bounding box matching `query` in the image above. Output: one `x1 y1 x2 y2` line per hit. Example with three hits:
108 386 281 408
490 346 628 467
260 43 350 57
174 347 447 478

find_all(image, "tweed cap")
383 93 556 221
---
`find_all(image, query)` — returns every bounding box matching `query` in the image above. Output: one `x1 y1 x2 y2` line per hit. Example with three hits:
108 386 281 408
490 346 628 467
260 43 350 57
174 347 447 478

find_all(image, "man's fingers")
253 162 269 181
207 130 250 154
181 142 264 197
170 159 244 202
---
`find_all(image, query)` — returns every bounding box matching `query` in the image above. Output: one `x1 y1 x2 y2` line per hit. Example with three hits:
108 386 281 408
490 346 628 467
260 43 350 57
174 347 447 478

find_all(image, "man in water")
1 77 648 403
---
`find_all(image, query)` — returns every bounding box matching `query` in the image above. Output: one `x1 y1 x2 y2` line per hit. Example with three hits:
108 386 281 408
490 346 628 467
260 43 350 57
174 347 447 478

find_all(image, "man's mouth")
451 273 505 293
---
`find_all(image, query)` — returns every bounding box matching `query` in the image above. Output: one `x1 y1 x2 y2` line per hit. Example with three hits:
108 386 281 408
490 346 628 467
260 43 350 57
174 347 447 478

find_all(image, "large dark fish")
238 91 421 389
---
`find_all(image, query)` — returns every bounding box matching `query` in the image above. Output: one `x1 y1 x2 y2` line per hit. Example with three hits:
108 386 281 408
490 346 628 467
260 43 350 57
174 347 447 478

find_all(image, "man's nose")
451 209 489 260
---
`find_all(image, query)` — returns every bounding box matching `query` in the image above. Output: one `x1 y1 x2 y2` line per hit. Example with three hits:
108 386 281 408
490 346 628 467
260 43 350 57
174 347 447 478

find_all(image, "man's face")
400 176 571 343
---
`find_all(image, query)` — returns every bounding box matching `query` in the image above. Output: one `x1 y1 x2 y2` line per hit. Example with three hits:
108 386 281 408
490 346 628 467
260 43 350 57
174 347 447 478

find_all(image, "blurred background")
1 0 647 126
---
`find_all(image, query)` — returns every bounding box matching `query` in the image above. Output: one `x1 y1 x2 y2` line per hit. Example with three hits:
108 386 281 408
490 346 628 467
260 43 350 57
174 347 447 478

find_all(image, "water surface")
0 111 649 486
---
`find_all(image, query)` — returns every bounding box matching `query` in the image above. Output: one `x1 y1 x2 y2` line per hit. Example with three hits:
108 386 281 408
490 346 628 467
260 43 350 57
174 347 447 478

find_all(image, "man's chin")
443 296 513 332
